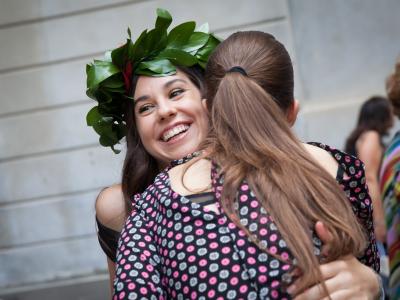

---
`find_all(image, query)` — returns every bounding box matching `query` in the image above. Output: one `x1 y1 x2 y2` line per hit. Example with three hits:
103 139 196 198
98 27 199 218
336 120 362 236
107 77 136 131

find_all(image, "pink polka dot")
142 271 149 278
282 264 291 270
195 220 203 226
124 264 131 270
240 285 248 293
188 255 196 262
259 275 267 283
144 235 151 242
187 245 195 252
167 231 173 238
270 246 277 254
210 242 218 249
241 184 249 191
195 229 204 235
182 274 188 281
230 277 239 285
281 252 289 260
222 247 231 254
183 286 189 294
271 290 279 298
146 264 154 272
271 280 279 288
191 291 197 299
240 195 248 202
172 202 178 209
250 200 259 208
259 265 267 273
232 264 240 272
120 273 126 279
124 250 130 255
177 242 184 250
218 218 226 225
270 234 277 242
208 232 217 239
248 246 256 254
173 271 179 278
119 292 125 299
199 271 207 278
250 212 258 219
237 239 245 246
260 228 268 236
182 206 189 213
247 257 256 264
199 259 207 266
171 260 177 268
208 290 215 298
128 283 135 290
175 233 182 240
260 217 268 224
228 222 236 229
221 258 230 266
209 276 217 285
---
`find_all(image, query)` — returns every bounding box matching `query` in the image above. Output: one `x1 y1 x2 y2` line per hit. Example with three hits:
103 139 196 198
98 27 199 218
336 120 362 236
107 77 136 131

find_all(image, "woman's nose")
158 101 177 120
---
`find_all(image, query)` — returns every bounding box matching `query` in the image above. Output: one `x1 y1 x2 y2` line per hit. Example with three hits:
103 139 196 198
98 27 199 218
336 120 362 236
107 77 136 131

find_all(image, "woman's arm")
357 131 386 242
95 185 126 293
288 222 382 300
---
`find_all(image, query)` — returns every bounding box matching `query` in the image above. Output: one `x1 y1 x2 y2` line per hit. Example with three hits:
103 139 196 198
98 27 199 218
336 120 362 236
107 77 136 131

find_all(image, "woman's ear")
286 99 300 127
201 98 208 110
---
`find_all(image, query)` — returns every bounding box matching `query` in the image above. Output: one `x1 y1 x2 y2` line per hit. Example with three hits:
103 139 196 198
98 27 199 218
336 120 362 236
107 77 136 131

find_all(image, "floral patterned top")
113 143 379 300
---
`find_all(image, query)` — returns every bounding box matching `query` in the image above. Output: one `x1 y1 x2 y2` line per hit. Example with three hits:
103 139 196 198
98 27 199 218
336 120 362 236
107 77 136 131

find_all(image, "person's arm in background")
289 222 382 300
357 131 386 242
95 185 127 294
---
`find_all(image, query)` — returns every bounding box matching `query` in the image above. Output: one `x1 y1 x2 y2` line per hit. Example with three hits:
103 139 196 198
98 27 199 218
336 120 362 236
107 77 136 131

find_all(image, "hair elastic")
227 66 247 76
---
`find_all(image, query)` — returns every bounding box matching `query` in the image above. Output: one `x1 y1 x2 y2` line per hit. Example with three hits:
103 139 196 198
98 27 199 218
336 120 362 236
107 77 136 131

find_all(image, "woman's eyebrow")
164 78 187 88
133 95 149 106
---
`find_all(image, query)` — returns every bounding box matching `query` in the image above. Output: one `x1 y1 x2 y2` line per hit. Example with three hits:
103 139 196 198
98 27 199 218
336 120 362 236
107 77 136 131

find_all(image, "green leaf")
131 29 148 61
157 49 197 66
86 61 120 90
196 23 209 33
86 106 101 126
155 8 172 30
137 58 176 75
167 21 196 49
182 32 209 53
101 74 125 88
104 50 112 62
111 39 133 68
127 27 132 39
145 28 168 55
196 34 220 61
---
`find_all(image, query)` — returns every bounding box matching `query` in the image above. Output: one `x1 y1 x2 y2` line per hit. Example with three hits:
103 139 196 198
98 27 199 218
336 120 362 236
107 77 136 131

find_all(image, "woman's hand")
287 222 380 300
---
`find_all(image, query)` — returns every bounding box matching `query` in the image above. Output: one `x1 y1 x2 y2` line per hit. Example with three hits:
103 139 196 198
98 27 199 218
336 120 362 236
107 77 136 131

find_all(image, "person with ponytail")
112 30 382 299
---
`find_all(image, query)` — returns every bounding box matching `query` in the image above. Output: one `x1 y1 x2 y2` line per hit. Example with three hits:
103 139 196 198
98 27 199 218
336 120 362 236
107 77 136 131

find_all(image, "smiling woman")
133 71 209 167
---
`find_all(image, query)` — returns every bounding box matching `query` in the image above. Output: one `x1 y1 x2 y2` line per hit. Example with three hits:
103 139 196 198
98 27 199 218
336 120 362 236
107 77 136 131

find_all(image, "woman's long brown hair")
204 31 367 293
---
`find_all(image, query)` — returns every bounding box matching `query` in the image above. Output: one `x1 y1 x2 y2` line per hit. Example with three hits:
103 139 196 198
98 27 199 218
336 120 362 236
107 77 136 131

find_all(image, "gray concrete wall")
0 0 399 299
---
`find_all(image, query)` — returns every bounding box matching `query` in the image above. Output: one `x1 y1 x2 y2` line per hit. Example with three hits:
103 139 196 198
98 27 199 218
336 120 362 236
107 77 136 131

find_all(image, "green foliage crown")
86 8 220 153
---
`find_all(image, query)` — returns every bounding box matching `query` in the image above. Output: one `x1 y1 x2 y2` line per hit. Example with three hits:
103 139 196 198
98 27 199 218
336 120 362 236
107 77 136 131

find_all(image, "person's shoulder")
95 184 126 232
358 130 381 146
303 143 339 178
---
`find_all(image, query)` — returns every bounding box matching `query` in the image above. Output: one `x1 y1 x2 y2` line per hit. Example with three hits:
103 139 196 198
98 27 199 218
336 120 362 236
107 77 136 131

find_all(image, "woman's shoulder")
95 184 126 232
303 142 341 178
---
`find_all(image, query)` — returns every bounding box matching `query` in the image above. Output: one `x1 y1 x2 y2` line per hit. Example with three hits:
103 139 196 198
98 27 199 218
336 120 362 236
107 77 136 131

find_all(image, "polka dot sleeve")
113 209 165 300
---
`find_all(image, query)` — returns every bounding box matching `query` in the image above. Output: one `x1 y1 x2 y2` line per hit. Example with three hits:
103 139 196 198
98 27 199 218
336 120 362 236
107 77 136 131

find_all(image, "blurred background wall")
0 0 399 299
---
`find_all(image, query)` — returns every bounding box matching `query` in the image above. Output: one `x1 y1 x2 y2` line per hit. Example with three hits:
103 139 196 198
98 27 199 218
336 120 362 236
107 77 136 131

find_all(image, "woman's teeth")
162 124 190 142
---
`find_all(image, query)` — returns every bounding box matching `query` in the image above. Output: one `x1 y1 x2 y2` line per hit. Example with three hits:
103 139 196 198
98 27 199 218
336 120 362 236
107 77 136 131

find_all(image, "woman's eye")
170 89 185 98
138 104 154 114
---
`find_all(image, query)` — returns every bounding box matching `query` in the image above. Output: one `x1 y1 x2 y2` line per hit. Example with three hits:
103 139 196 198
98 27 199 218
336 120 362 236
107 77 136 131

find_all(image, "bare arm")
357 131 386 242
95 184 127 293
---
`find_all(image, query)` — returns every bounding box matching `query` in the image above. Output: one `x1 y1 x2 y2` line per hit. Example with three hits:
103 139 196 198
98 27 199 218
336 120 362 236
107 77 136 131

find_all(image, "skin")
95 75 380 299
356 130 386 243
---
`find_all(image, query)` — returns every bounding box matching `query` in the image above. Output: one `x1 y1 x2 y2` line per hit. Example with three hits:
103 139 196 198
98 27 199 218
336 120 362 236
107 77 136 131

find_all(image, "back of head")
387 58 400 118
204 31 366 294
345 96 392 155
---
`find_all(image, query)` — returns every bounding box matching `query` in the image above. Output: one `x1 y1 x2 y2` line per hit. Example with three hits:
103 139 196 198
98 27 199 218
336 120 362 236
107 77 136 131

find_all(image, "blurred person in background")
380 58 400 299
345 96 394 243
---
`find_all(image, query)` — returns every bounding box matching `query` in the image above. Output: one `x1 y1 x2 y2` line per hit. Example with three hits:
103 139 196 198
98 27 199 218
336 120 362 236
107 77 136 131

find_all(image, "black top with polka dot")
113 143 379 300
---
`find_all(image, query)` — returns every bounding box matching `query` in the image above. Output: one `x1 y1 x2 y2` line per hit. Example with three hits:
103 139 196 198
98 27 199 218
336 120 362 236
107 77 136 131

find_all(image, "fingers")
315 221 333 257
